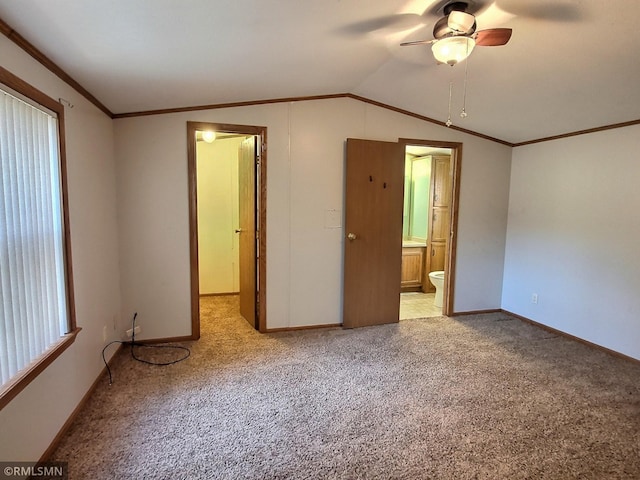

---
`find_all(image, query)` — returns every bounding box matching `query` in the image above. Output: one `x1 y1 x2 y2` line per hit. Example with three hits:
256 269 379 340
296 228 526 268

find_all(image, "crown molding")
0 16 113 118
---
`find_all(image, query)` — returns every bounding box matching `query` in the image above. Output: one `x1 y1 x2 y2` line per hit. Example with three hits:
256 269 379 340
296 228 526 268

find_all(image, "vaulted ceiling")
1 0 639 144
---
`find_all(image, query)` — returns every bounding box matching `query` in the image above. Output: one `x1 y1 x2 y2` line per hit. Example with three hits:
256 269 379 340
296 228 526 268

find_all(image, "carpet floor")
51 296 640 479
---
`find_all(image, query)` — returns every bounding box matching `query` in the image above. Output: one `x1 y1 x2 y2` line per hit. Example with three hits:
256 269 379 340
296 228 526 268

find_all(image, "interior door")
343 138 404 328
425 155 451 292
238 137 256 328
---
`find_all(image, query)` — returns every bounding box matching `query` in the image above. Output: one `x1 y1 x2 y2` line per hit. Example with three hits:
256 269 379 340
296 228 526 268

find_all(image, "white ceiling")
1 0 639 144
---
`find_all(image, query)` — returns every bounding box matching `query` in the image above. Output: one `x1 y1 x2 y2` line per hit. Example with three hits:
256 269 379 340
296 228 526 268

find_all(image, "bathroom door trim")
187 121 268 336
399 138 462 316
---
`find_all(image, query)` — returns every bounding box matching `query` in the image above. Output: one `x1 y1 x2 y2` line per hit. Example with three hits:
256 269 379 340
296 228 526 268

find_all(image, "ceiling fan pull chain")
460 42 470 118
446 81 453 127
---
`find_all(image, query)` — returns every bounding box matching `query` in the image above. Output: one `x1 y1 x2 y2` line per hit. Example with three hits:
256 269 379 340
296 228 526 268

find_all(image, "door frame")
187 121 267 337
399 138 462 316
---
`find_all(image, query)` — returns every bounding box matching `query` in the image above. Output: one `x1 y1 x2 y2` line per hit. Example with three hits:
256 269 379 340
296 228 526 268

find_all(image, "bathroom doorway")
399 139 461 319
187 122 267 337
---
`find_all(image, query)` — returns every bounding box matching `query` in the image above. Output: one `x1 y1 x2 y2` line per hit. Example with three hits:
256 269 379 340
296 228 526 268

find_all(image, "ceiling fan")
400 1 512 66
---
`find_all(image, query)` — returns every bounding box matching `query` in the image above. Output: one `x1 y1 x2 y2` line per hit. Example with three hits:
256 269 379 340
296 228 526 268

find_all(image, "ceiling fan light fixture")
432 36 475 66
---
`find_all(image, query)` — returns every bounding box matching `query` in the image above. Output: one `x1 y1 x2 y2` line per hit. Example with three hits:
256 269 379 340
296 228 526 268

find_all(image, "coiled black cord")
101 313 191 385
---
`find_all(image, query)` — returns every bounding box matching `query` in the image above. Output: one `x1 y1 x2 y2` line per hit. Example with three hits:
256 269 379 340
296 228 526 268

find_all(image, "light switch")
324 209 342 229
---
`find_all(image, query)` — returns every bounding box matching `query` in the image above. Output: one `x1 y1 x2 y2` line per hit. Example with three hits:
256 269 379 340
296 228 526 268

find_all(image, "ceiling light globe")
432 36 476 66
202 131 216 143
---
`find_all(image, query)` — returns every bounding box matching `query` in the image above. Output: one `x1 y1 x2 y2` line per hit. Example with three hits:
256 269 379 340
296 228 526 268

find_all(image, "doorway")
342 138 460 329
187 122 267 337
400 139 461 318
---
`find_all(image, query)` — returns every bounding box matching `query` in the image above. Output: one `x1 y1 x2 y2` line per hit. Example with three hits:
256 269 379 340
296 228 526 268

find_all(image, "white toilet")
428 271 445 308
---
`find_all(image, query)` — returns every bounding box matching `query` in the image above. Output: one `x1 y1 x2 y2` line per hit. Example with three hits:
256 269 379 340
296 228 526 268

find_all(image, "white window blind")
0 86 69 387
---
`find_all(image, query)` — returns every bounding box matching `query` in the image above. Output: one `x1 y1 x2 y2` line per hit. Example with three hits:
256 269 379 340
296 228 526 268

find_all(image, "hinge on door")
258 142 266 164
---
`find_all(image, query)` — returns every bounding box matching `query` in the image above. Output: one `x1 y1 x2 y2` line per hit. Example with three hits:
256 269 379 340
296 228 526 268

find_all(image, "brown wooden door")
343 138 404 328
401 247 424 292
432 155 452 207
429 242 447 272
238 137 256 328
430 207 450 242
424 155 451 292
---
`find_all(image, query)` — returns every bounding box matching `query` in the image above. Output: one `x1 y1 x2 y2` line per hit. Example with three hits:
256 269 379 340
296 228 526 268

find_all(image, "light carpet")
51 296 640 479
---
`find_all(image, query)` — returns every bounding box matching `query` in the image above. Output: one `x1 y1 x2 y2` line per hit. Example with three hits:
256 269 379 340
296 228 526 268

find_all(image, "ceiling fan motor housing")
434 1 477 38
443 1 469 15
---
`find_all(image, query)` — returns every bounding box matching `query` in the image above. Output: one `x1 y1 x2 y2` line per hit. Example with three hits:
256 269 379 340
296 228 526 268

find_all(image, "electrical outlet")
103 325 108 343
125 325 141 338
531 293 538 304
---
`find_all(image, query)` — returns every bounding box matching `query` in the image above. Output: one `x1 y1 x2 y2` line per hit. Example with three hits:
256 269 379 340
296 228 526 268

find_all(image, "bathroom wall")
502 124 640 360
403 154 432 242
114 96 512 335
408 156 431 242
196 137 242 294
403 156 411 239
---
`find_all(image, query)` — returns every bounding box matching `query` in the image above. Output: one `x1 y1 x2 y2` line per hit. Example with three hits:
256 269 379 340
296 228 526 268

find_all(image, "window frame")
0 66 80 411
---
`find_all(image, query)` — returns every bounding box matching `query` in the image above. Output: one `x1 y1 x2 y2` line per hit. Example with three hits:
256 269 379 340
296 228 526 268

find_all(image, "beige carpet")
51 296 640 479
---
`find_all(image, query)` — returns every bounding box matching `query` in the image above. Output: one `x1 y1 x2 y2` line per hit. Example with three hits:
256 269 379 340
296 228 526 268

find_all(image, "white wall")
502 125 640 360
0 37 122 460
114 97 512 335
197 138 241 294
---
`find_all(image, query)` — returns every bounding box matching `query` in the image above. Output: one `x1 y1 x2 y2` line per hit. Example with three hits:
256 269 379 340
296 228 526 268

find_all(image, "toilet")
428 271 445 308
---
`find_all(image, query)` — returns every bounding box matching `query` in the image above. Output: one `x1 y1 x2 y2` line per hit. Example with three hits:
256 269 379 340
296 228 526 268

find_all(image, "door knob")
347 233 357 241
235 228 243 233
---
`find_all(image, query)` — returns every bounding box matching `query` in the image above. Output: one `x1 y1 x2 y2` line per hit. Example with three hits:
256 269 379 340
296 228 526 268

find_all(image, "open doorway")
342 138 461 329
399 139 462 319
187 122 267 337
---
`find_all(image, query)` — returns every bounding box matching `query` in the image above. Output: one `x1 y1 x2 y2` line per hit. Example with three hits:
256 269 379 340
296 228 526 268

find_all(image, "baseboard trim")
502 310 640 365
199 292 239 297
451 308 502 316
265 323 342 333
133 335 195 344
40 343 124 462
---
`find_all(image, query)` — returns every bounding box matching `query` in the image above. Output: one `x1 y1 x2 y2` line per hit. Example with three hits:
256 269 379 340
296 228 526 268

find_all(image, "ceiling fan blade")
400 39 434 47
475 28 512 46
495 1 582 22
338 13 424 35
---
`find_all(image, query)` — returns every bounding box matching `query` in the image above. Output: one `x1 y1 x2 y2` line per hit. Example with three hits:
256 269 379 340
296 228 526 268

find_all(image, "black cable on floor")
101 313 191 385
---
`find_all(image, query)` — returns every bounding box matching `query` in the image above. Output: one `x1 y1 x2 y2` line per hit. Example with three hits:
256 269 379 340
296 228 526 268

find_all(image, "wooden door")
343 138 404 328
401 247 424 292
429 242 447 273
430 207 450 242
432 156 452 208
238 137 256 328
424 155 451 292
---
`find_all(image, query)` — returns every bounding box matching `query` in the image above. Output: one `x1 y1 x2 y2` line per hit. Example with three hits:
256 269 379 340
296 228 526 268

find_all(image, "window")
0 67 79 410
